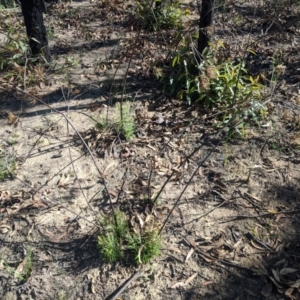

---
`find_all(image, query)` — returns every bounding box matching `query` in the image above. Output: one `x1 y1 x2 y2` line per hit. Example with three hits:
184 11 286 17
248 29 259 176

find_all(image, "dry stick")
153 132 221 228
158 136 242 235
245 232 275 253
15 87 115 216
106 268 144 300
34 155 84 195
116 167 128 204
6 173 100 228
117 0 172 127
185 198 229 225
185 238 254 273
153 140 207 207
156 35 262 235
118 30 142 138
23 50 28 91
158 136 225 236
218 208 300 223
22 115 65 164
236 190 262 210
61 87 97 216
148 169 153 202
157 7 264 235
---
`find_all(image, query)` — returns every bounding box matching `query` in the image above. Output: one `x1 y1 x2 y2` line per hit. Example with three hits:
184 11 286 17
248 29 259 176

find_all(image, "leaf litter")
1 0 300 299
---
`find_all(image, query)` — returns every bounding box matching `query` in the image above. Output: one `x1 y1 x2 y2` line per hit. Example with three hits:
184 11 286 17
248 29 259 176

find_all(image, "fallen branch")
106 268 144 300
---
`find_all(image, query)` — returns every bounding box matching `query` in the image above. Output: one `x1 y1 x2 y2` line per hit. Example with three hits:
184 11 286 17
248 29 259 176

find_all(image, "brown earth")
1 0 300 299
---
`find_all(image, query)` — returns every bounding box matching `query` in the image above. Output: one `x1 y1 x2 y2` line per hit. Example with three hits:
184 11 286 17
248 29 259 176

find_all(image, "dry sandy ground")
1 0 300 299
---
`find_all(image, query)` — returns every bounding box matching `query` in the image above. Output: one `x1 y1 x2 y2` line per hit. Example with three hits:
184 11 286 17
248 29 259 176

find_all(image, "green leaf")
247 48 257 56
31 37 40 44
172 55 177 67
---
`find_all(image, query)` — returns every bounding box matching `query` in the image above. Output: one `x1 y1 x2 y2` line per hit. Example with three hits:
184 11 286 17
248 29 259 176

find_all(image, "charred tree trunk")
198 0 214 56
19 0 51 62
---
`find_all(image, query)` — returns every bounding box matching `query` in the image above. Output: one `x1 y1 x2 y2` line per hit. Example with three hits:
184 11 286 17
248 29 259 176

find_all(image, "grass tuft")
97 209 161 265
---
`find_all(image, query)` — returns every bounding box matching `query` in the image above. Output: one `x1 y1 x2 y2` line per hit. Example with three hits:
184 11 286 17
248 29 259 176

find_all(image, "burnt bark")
198 0 214 56
19 0 51 62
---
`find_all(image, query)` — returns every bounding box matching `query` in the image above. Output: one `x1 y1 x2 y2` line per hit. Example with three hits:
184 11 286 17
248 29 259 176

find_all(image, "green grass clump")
95 101 135 140
126 229 161 264
0 157 16 181
2 247 32 282
97 209 128 262
97 209 161 265
136 0 184 31
0 0 19 9
115 102 135 140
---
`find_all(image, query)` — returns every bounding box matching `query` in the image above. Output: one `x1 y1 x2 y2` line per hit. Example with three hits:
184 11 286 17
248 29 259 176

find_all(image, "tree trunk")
198 0 214 56
19 0 51 62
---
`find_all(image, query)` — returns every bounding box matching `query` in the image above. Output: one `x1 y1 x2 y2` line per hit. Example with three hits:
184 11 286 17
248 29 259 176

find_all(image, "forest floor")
1 0 300 299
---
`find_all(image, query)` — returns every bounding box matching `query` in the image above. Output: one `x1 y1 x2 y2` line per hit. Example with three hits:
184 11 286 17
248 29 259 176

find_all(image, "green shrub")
0 0 18 9
136 0 184 31
162 39 266 136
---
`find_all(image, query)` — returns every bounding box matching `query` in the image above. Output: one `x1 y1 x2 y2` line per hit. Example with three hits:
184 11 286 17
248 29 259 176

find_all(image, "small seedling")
126 229 161 264
97 209 161 265
94 114 110 131
95 102 135 140
97 210 128 263
2 247 32 282
0 157 16 181
7 139 17 146
115 101 135 140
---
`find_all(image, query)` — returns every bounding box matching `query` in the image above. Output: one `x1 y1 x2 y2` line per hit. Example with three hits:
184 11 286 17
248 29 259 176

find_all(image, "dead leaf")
261 282 273 297
271 269 282 283
57 174 73 187
269 276 284 289
120 147 131 158
185 248 194 262
15 255 31 280
154 114 165 124
197 251 216 263
202 281 213 287
0 191 11 202
250 240 265 251
280 268 298 275
136 178 148 186
285 287 294 297
168 246 182 254
137 244 145 264
169 273 197 289
108 190 117 197
136 214 144 228
253 262 268 276
245 288 258 297
185 273 197 285
7 111 18 125
103 161 118 175
169 281 185 289
291 280 300 288
10 200 34 213
0 224 11 234
90 278 96 294
274 258 287 267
